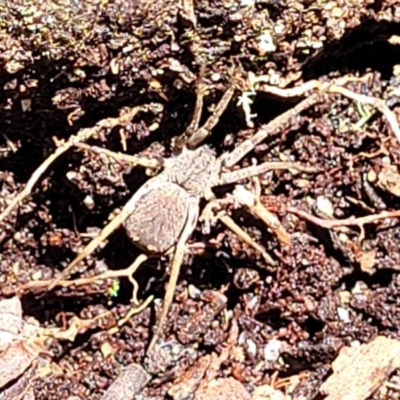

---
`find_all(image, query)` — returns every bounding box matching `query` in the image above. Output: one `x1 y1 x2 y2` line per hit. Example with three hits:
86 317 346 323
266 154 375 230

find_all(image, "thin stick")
0 103 162 225
328 84 400 144
286 206 400 229
117 295 154 328
6 254 154 332
250 73 371 99
6 253 148 294
253 74 400 145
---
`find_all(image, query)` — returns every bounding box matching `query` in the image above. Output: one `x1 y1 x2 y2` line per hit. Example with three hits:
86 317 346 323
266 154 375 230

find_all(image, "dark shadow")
301 20 400 80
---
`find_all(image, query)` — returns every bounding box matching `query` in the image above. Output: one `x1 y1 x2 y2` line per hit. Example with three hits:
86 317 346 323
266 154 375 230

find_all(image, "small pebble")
263 339 282 362
315 195 334 218
100 363 150 400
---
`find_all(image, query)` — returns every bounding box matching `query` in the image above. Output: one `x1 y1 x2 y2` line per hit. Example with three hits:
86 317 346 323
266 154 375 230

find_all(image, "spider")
37 69 397 353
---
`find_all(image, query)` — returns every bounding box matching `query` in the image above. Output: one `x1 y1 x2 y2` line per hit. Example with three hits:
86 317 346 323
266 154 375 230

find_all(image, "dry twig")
0 104 162 225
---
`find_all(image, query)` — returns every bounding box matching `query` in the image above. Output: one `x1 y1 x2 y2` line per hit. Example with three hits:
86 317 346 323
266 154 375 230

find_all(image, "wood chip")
320 336 400 400
100 363 150 400
196 377 251 400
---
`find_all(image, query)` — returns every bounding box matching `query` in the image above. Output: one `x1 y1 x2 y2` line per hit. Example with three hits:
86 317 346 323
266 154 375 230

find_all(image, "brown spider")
11 69 397 354
45 69 322 353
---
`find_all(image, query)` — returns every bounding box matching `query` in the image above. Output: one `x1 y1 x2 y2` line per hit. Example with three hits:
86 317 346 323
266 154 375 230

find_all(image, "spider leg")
219 213 276 266
172 66 207 150
187 66 207 135
218 160 320 186
0 103 162 225
224 72 400 168
174 77 236 149
73 143 162 170
147 197 199 353
48 177 160 290
200 189 276 265
222 93 322 168
232 185 292 248
184 84 236 149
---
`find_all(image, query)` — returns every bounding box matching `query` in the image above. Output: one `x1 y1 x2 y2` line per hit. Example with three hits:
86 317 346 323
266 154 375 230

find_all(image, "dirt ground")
1 1 400 399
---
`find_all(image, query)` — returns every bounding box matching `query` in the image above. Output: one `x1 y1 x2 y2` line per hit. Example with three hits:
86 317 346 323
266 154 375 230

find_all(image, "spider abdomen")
123 179 196 253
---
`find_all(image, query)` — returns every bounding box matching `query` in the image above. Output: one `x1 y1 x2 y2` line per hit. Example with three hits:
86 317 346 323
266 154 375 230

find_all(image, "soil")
1 1 400 399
